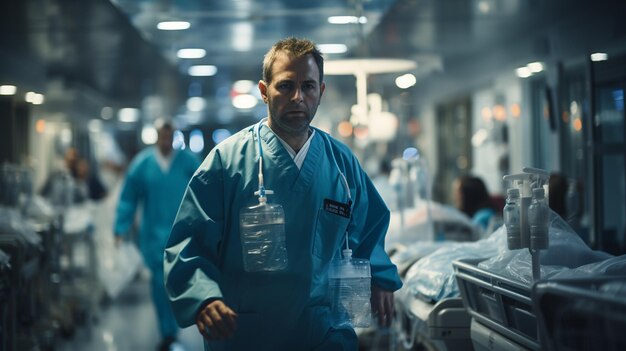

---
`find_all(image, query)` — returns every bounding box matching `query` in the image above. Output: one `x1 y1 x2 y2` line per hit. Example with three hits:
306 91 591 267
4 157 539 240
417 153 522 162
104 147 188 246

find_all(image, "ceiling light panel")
188 65 218 76
177 48 206 59
318 44 348 54
157 21 190 30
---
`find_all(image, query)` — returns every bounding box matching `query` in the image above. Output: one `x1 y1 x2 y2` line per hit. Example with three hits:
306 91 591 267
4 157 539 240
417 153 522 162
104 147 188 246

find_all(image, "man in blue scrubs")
164 37 402 350
114 121 200 351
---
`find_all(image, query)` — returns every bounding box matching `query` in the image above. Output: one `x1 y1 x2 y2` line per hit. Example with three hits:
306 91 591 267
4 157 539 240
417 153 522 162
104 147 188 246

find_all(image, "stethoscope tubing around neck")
254 118 353 252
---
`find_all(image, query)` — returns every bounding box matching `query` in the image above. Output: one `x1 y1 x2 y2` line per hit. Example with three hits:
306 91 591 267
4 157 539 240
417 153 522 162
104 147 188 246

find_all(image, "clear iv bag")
329 250 372 328
239 199 288 272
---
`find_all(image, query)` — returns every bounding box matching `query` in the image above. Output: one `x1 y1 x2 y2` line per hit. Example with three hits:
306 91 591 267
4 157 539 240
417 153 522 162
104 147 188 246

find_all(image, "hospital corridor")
1 0 626 350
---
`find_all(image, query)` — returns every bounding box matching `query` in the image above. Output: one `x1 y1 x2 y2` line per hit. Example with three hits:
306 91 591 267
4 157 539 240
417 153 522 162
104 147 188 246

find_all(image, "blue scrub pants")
313 327 358 351
150 262 179 339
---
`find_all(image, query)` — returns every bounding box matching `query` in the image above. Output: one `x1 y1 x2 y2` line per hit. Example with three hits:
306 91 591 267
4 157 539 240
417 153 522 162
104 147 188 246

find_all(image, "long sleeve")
164 150 226 328
114 158 143 236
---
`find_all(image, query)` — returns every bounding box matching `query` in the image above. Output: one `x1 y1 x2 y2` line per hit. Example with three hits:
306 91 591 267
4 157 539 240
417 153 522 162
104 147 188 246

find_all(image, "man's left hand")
371 285 394 327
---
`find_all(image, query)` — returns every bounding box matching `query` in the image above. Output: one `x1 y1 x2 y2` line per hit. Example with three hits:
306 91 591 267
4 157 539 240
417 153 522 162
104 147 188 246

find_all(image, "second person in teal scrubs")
114 121 200 351
164 37 402 351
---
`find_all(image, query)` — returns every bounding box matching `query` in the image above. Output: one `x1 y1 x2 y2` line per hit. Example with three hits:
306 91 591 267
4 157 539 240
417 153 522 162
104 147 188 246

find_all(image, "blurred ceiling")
1 0 625 125
111 0 395 80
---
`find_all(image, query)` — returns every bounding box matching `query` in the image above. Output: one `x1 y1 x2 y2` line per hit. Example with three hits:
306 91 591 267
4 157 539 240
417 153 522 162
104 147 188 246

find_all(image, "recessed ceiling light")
590 53 608 62
516 67 532 78
232 94 257 109
177 48 206 59
318 44 348 54
233 80 255 94
188 65 217 77
157 21 190 31
0 85 16 95
118 108 140 123
395 74 416 89
328 16 367 24
527 62 544 73
25 91 45 105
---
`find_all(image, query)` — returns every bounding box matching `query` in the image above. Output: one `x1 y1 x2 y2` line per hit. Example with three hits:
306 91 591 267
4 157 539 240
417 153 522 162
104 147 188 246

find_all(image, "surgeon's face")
259 52 325 138
157 127 174 156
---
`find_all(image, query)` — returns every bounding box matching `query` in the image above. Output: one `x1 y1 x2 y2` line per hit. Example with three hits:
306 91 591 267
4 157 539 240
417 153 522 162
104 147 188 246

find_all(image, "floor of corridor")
54 269 204 351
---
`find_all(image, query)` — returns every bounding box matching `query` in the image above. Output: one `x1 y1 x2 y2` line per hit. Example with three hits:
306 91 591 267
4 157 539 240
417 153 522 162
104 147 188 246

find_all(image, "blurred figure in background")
113 120 201 351
41 147 106 205
74 157 108 202
549 173 587 240
549 173 568 218
453 175 497 234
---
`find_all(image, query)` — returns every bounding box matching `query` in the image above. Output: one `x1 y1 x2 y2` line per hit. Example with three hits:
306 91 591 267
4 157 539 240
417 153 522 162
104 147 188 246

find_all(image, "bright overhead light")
325 58 417 75
31 94 45 105
527 62 544 73
591 52 608 62
157 21 190 30
232 22 253 52
232 94 258 109
186 97 206 111
141 125 158 144
233 80 255 94
516 67 532 78
477 0 491 14
189 129 204 153
188 65 217 76
328 16 367 24
118 108 140 123
395 74 416 89
318 44 348 54
0 85 16 95
177 48 206 59
25 91 45 105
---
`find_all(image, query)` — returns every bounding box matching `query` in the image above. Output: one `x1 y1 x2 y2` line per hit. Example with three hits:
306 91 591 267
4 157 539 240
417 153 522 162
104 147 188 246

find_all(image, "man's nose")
291 88 304 102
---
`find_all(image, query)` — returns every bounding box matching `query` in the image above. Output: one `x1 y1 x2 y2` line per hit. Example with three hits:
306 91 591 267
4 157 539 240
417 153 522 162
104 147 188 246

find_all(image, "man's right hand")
196 300 238 340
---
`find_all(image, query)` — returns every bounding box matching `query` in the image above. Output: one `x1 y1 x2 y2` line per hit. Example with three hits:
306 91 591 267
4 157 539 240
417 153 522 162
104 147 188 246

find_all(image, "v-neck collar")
258 124 323 194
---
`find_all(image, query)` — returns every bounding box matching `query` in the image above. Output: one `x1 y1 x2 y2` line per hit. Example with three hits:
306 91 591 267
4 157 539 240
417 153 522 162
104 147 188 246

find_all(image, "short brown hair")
262 37 324 83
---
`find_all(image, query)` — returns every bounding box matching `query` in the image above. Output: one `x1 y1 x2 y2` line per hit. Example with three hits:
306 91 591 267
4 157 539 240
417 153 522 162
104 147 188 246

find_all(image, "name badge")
323 198 351 218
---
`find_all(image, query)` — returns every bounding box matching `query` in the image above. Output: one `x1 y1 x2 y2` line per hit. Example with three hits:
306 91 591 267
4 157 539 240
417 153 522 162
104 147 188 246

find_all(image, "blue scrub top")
114 147 200 269
473 207 496 232
164 124 402 350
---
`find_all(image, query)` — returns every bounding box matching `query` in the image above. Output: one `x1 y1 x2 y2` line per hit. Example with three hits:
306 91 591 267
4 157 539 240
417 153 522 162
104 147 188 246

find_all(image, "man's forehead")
271 52 320 81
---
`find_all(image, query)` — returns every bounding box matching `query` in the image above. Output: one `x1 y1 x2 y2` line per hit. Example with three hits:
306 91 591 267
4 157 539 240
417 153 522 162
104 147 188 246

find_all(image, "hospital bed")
361 202 479 351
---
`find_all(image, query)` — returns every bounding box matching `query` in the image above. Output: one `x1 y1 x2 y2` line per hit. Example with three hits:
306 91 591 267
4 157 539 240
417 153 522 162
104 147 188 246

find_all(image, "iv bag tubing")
254 119 274 200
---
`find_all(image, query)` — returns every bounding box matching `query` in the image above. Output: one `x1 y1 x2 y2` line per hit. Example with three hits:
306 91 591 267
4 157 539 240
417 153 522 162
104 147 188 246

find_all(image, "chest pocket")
312 208 350 260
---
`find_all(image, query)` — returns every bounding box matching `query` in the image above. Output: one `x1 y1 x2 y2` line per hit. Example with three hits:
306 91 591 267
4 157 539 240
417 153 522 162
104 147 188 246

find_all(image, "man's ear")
258 80 268 103
319 81 326 103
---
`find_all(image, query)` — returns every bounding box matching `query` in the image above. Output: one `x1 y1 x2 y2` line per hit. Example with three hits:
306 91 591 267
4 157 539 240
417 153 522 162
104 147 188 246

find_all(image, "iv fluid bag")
240 201 288 272
328 254 372 328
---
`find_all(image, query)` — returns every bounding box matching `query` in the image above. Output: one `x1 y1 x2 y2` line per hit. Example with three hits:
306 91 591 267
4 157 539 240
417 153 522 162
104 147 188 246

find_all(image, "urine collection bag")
329 249 372 328
239 198 287 272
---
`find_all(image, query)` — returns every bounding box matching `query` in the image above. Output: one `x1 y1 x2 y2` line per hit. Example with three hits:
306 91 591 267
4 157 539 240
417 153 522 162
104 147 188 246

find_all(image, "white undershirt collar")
264 121 315 170
155 148 175 173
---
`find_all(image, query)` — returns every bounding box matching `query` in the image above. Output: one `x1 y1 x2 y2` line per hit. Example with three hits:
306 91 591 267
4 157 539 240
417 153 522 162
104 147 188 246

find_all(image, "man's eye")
277 83 292 90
